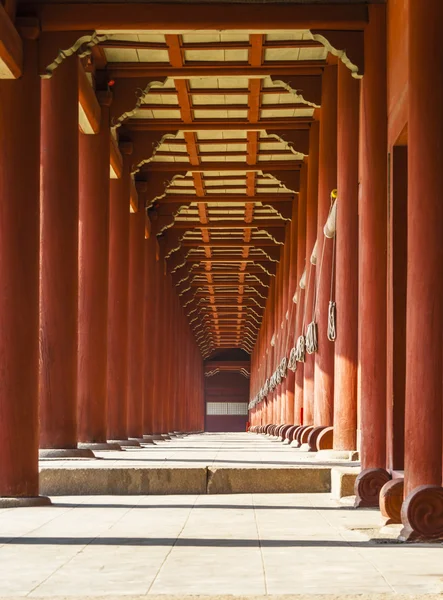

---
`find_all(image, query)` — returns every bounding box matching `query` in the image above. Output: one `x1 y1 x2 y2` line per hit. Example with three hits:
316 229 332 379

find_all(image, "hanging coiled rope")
326 190 338 342
295 333 306 362
305 321 318 354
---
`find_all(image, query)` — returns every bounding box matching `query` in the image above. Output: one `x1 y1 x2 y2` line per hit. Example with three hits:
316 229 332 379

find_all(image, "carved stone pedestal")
380 478 404 524
400 485 443 541
354 467 391 508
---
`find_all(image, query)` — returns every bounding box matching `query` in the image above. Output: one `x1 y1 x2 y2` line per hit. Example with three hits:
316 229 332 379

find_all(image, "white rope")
327 190 338 343
327 301 336 342
288 347 297 371
295 334 306 362
305 321 318 354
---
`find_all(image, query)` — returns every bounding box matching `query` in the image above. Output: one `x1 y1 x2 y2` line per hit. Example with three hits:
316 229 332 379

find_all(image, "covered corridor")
1 2 443 588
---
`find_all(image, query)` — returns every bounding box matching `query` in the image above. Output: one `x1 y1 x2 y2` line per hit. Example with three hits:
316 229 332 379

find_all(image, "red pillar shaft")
127 199 145 440
78 101 110 445
359 5 388 470
142 234 157 435
314 64 337 427
151 253 164 434
294 164 307 424
39 57 79 451
405 0 443 494
303 122 319 425
0 38 41 497
107 154 131 442
285 203 298 424
333 61 359 450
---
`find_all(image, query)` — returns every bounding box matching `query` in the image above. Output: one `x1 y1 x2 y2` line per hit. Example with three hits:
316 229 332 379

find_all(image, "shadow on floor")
0 536 433 548
50 503 356 511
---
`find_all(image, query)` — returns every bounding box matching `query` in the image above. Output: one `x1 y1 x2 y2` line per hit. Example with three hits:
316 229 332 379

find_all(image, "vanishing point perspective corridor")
1 0 443 598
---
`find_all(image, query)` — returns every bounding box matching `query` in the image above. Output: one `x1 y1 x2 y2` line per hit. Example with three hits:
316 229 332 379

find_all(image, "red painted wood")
294 165 307 425
78 104 110 444
127 203 145 439
314 64 337 428
303 121 319 426
142 234 157 435
107 155 130 441
39 57 79 450
0 39 40 496
405 0 443 494
333 61 359 451
359 4 388 470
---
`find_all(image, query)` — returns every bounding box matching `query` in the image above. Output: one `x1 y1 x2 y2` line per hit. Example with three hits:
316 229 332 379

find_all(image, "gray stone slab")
40 467 207 496
207 467 331 494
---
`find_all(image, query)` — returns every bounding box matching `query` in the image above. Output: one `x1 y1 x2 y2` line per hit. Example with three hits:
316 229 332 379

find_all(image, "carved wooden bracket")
311 30 364 77
110 76 168 123
270 75 322 106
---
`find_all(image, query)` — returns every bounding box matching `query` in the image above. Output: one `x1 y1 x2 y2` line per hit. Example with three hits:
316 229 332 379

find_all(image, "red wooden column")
332 62 359 453
294 164 307 426
400 0 443 541
127 187 146 442
39 58 89 458
280 234 291 424
313 64 337 431
151 253 165 437
303 121 319 427
142 232 158 441
285 204 297 425
0 34 50 505
107 148 138 447
354 4 390 507
78 96 117 452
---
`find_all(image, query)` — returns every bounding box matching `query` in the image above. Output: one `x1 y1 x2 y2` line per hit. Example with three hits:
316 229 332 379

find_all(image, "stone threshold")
38 465 343 496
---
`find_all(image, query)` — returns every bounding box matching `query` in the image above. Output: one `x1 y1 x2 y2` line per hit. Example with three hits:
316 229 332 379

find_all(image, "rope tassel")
327 300 337 342
295 335 306 362
288 347 297 372
305 322 318 354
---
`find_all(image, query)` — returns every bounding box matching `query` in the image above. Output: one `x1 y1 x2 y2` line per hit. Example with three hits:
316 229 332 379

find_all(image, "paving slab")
0 492 442 597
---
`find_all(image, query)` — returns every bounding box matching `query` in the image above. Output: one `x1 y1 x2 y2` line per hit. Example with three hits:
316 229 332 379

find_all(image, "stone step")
39 465 337 496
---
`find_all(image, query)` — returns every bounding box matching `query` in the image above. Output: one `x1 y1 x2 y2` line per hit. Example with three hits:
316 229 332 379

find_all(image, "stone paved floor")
39 433 359 469
0 492 442 597
1 434 441 597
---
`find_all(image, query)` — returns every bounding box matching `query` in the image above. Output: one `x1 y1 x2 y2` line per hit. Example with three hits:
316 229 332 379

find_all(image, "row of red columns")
0 49 204 501
251 2 443 540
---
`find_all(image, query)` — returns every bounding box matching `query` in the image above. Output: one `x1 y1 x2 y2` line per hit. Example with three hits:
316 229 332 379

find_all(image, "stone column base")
315 449 359 462
78 441 123 451
39 448 95 459
108 439 140 447
354 467 391 508
400 484 443 541
380 478 404 525
0 496 52 508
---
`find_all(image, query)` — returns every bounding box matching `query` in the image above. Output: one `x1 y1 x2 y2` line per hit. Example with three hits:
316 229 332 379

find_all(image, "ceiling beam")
171 220 286 229
0 3 22 79
107 64 324 78
125 120 311 131
38 3 368 31
143 160 303 172
157 194 296 203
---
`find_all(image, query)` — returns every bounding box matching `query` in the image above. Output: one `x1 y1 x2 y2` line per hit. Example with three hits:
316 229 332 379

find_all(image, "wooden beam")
143 161 303 172
101 39 324 52
108 64 324 78
78 64 101 134
181 241 279 248
38 4 368 32
158 194 296 203
110 136 123 179
126 120 311 131
171 220 286 229
0 2 22 79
